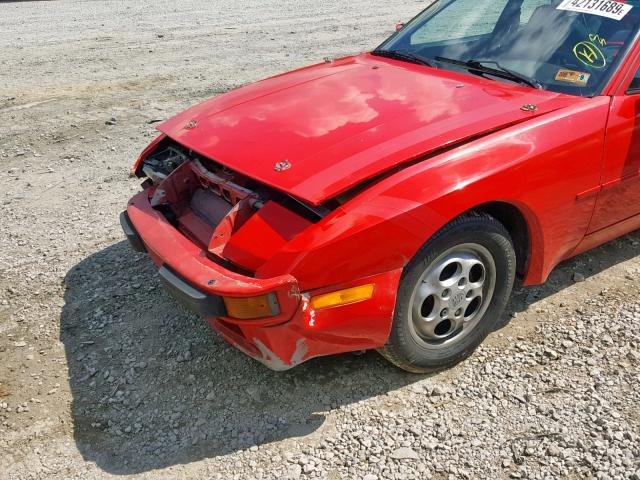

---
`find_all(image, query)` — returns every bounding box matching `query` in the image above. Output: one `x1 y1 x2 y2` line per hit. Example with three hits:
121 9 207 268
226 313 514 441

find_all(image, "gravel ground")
1 1 639 479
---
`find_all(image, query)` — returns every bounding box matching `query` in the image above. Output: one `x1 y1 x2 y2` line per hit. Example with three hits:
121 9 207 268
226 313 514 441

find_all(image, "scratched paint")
253 338 308 371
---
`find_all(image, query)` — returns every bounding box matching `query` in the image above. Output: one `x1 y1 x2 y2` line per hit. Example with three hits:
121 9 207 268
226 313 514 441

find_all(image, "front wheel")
379 212 516 373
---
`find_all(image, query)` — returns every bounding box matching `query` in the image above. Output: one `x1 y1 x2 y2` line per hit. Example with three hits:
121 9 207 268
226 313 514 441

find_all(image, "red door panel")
588 95 640 233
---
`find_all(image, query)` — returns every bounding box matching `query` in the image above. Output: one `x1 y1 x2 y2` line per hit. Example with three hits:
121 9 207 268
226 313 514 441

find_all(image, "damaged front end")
132 137 329 273
123 135 401 370
123 137 336 369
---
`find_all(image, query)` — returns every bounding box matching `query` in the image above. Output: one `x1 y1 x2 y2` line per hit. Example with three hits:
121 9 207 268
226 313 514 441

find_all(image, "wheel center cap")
451 292 465 308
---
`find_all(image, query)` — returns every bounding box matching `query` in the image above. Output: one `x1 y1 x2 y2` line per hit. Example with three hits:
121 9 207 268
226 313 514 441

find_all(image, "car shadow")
504 230 640 327
60 231 639 474
60 242 423 475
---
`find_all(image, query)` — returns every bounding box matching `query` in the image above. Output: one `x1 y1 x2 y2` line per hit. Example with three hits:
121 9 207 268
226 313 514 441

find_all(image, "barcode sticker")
557 0 633 20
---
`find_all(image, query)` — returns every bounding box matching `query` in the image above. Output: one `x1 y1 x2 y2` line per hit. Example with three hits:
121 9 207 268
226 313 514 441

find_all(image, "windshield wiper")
372 49 436 68
434 56 542 90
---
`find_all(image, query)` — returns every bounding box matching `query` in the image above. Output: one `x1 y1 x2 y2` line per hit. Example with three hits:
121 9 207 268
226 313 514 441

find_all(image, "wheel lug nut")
440 308 449 318
455 308 462 317
442 289 450 298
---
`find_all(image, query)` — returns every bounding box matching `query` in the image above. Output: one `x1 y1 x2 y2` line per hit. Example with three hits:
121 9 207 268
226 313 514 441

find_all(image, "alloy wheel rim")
408 243 496 349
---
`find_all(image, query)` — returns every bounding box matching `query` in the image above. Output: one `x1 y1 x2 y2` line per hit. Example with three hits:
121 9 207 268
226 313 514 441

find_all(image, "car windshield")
376 0 640 96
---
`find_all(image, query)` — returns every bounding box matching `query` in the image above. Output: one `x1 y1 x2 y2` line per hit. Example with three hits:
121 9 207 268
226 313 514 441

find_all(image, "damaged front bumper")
122 187 401 371
122 190 314 369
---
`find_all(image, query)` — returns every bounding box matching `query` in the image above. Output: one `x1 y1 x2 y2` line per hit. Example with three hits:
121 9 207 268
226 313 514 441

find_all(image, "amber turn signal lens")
223 293 279 320
310 284 375 310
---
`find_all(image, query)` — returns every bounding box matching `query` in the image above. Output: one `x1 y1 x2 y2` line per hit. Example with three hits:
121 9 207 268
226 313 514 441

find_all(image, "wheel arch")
441 200 545 285
471 202 530 279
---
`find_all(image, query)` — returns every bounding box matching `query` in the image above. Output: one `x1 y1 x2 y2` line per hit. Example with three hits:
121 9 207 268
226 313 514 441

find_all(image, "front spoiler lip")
158 266 227 318
120 211 147 253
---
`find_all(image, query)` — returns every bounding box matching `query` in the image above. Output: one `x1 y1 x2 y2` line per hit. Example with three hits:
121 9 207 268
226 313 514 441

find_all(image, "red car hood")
158 53 580 205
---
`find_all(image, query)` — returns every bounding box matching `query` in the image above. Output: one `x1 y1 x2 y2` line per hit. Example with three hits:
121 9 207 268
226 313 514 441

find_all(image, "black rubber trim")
120 211 147 253
158 266 227 318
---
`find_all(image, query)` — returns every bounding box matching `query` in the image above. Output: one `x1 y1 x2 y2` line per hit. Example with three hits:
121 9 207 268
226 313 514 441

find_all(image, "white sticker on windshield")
557 0 632 20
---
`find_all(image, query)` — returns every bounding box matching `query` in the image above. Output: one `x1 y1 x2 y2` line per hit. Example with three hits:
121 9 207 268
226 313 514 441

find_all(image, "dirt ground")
0 1 639 479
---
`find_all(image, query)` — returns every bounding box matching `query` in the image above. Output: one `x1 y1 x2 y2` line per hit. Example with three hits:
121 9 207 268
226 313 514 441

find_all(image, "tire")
379 212 516 373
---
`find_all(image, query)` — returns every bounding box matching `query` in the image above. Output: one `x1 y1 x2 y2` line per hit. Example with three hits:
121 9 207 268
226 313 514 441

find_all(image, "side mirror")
395 23 405 32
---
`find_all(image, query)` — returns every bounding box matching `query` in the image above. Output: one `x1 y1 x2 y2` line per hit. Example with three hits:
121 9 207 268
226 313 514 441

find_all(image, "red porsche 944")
121 0 640 372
